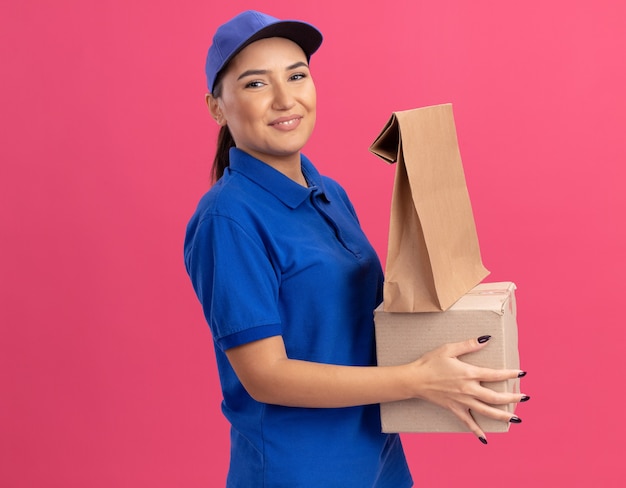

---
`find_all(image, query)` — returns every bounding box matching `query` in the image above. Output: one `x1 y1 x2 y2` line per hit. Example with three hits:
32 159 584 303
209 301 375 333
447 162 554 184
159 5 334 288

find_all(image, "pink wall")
2 1 624 486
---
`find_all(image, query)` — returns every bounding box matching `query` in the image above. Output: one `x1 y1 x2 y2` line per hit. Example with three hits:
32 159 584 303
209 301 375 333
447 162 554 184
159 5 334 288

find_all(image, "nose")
271 81 295 111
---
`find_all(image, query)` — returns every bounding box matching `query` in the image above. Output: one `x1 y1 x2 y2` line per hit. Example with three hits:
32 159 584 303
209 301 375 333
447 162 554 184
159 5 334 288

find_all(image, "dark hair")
211 78 235 182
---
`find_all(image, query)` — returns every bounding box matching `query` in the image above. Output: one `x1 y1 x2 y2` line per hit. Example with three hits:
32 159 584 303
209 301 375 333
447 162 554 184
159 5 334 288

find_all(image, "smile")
269 116 302 127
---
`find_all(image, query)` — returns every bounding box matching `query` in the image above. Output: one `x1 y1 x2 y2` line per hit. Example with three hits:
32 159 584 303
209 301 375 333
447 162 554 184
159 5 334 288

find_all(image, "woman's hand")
407 335 528 443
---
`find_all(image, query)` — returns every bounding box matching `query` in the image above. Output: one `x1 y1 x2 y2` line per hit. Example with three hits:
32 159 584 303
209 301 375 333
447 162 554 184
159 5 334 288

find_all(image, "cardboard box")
375 282 520 433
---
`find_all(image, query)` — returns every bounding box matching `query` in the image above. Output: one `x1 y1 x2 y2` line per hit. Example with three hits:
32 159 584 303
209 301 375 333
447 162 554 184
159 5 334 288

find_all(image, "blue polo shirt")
184 148 412 488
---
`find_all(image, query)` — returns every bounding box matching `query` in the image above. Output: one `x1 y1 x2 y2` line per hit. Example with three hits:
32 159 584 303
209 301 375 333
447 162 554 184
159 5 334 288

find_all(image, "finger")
441 335 493 358
450 405 487 444
472 386 531 406
466 398 523 424
467 365 528 383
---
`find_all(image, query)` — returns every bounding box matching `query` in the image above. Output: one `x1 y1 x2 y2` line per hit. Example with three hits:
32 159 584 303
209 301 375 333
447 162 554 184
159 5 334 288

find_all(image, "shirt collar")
227 148 330 208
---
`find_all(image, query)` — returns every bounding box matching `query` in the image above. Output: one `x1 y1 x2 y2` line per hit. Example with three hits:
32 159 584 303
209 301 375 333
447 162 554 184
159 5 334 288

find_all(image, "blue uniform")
184 148 413 487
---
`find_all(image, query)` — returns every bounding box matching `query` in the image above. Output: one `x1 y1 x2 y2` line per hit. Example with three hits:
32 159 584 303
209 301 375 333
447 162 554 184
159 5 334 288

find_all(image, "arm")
226 334 526 441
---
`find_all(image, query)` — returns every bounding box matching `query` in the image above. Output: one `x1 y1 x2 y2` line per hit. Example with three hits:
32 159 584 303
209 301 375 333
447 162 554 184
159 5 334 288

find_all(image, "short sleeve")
185 214 283 350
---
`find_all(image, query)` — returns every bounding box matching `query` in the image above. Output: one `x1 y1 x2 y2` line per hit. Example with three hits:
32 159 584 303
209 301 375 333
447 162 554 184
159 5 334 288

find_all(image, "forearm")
225 336 415 408
251 358 413 408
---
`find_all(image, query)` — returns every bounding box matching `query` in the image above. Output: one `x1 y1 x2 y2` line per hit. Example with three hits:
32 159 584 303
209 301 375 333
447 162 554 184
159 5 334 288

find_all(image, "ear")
206 93 227 126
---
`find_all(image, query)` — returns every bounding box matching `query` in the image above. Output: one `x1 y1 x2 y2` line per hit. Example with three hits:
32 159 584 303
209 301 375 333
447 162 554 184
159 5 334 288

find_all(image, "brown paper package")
369 104 489 312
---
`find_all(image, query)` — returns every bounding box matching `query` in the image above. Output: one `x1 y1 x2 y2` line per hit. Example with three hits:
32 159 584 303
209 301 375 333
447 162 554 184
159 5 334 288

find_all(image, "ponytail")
212 125 235 182
210 78 235 183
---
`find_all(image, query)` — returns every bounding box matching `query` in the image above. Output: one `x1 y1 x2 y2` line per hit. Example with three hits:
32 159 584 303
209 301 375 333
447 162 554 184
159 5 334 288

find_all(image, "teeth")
276 119 296 125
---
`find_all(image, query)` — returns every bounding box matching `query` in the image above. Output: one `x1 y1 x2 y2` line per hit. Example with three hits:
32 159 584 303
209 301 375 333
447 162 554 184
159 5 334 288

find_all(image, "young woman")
184 10 527 487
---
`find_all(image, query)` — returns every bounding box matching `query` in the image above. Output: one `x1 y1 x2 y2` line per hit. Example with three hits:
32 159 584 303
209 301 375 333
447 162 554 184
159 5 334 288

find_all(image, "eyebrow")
236 61 309 81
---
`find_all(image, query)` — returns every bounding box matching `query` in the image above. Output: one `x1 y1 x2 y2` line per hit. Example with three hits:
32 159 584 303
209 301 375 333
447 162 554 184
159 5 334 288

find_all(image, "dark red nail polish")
518 371 527 378
510 416 522 424
479 436 488 445
521 395 530 402
477 335 491 344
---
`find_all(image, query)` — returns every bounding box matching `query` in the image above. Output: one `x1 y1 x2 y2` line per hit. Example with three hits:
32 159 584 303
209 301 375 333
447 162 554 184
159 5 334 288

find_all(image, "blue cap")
205 10 323 93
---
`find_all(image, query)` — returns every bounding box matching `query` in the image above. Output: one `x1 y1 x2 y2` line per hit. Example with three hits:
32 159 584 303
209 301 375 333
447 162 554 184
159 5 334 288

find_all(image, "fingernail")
477 335 491 344
509 416 522 424
518 371 527 378
521 395 530 402
479 436 488 445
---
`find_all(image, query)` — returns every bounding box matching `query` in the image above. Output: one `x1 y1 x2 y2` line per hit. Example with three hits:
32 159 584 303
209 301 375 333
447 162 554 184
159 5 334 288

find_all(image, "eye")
289 72 308 81
244 80 266 89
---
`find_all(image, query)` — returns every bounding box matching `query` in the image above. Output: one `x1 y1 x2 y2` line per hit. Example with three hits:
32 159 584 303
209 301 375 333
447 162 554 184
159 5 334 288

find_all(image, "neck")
279 162 307 187
256 152 307 187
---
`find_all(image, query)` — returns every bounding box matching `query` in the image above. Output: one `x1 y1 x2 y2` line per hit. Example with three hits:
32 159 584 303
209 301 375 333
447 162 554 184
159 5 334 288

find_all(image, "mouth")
269 116 302 127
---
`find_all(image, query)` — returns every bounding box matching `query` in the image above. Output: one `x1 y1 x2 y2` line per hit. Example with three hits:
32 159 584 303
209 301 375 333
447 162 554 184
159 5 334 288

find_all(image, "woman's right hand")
406 335 528 443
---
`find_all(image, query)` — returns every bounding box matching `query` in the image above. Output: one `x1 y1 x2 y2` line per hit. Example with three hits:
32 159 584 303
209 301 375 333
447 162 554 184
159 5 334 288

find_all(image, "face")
208 37 316 169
